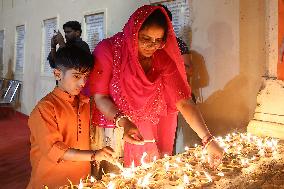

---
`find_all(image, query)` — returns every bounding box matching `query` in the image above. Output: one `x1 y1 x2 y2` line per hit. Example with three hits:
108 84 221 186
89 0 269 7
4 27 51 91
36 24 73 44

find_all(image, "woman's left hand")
206 140 224 168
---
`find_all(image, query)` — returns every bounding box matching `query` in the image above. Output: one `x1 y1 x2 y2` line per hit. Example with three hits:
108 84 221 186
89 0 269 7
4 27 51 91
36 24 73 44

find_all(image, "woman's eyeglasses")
138 35 166 49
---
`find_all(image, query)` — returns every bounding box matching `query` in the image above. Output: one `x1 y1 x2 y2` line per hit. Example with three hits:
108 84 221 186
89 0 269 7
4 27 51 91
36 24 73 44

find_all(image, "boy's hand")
119 118 144 145
93 146 116 163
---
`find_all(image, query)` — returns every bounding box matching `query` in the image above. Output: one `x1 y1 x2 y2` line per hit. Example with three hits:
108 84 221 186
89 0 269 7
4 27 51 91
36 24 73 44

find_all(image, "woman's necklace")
139 55 153 74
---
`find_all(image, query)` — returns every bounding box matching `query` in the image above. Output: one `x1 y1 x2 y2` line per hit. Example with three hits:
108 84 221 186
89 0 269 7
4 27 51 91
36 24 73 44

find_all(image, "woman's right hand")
119 118 145 145
93 146 116 163
93 94 144 145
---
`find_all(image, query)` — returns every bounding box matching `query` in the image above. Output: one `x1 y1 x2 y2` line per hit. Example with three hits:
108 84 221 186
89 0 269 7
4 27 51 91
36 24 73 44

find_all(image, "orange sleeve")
28 102 69 163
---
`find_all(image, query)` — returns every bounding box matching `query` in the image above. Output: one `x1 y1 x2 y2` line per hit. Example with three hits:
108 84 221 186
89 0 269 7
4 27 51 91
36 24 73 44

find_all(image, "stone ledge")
254 112 284 125
247 120 284 139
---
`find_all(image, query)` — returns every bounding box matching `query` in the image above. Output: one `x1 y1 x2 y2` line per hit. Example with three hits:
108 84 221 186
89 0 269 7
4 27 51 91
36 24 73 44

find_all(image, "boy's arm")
29 105 69 163
62 147 115 162
29 104 116 163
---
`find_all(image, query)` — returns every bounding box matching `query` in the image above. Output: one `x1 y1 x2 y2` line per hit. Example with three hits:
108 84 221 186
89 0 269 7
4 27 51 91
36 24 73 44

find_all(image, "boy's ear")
53 68 62 81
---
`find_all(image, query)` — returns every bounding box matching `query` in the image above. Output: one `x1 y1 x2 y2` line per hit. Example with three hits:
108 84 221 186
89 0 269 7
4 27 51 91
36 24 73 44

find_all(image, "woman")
87 5 223 167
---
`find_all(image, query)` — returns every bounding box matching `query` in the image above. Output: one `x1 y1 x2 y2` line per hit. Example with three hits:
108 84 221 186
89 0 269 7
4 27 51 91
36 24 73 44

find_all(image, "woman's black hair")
55 45 94 73
140 9 168 40
157 4 172 21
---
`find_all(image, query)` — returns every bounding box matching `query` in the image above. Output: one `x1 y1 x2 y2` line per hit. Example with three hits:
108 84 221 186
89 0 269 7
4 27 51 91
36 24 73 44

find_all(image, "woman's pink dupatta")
114 5 190 122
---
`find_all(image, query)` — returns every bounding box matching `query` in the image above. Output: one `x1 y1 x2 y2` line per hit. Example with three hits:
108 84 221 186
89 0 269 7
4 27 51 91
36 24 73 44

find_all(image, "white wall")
0 0 274 135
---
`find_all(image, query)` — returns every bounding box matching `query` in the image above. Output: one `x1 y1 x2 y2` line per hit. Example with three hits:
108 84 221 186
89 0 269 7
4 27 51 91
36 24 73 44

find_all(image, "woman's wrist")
113 111 123 124
118 117 132 129
113 111 131 128
201 133 212 142
202 135 215 150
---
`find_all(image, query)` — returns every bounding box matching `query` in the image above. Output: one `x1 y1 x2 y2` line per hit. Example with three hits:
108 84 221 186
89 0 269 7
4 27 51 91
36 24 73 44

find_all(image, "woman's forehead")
139 25 165 38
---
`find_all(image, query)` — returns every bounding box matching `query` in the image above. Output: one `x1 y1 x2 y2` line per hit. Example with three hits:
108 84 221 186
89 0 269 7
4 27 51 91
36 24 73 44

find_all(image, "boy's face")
54 68 90 96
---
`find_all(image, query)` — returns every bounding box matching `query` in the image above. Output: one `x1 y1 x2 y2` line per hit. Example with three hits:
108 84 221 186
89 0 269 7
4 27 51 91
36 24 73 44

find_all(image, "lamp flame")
107 181 115 189
78 179 83 189
183 174 190 185
217 172 224 177
204 171 213 182
90 176 95 183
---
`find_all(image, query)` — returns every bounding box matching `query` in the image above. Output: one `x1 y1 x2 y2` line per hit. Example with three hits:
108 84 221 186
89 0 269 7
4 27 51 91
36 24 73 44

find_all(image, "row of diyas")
59 132 282 189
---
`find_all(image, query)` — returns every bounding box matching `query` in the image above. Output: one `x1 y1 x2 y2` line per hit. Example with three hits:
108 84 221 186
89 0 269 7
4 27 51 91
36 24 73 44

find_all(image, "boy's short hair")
54 45 94 73
63 21 82 35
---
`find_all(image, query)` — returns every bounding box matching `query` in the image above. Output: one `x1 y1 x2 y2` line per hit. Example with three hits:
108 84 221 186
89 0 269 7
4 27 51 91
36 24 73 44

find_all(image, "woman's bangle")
115 115 131 128
203 137 215 150
113 111 123 125
113 111 131 128
202 134 213 145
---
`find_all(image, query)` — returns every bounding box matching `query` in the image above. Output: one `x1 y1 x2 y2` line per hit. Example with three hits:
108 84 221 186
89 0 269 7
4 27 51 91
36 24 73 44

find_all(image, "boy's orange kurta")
27 87 91 189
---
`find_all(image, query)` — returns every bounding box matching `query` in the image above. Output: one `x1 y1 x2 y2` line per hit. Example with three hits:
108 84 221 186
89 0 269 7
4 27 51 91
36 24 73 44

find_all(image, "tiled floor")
0 112 31 189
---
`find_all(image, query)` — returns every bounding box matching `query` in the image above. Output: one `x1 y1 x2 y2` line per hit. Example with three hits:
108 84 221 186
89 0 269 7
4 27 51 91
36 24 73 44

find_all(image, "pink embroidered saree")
87 5 191 167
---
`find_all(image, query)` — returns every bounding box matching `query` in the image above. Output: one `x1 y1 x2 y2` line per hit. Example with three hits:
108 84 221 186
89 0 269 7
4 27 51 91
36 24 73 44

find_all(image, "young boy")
27 46 115 188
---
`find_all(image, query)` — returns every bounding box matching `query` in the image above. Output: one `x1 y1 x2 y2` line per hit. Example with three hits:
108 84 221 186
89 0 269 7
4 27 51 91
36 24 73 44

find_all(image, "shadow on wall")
190 49 209 103
190 21 262 137
178 3 265 148
197 22 243 136
197 0 267 135
182 52 257 144
199 74 255 136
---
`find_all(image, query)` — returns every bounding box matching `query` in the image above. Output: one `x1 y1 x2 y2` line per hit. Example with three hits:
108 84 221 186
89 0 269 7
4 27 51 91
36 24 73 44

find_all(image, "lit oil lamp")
107 181 115 189
183 174 190 186
66 132 282 189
